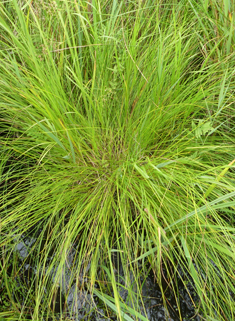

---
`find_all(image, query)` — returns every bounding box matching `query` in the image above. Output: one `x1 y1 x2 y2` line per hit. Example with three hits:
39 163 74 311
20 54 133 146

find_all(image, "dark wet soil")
0 233 203 321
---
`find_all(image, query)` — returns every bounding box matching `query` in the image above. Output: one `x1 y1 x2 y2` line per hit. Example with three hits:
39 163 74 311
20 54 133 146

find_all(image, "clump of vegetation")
0 0 235 320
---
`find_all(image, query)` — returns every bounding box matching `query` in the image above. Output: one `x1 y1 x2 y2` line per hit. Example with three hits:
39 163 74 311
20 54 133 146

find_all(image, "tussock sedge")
0 0 235 320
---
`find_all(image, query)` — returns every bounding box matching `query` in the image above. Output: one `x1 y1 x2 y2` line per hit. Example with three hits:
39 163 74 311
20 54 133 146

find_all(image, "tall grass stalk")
1 0 235 320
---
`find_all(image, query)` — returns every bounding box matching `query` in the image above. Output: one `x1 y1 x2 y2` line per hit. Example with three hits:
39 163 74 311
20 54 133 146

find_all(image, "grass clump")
0 0 235 320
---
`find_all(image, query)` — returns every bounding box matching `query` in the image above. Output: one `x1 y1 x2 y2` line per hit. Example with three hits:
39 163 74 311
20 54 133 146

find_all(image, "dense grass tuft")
1 0 235 320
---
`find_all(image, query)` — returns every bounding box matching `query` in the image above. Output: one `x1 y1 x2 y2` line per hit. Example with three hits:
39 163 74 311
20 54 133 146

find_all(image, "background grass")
0 0 235 320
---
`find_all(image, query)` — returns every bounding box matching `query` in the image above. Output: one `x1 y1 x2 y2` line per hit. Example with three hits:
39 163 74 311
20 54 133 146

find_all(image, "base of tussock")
1 0 235 320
